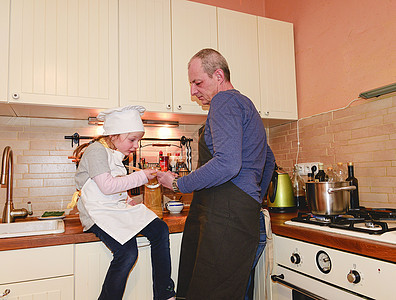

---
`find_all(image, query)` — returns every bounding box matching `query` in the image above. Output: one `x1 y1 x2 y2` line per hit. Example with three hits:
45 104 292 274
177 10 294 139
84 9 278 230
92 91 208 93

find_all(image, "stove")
270 208 396 300
286 208 396 244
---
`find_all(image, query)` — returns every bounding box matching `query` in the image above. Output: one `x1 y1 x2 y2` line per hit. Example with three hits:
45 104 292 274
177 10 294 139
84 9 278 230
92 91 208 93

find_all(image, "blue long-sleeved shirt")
178 89 275 203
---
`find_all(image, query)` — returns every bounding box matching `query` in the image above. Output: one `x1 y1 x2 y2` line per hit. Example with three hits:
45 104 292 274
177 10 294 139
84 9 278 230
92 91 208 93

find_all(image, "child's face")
112 132 144 156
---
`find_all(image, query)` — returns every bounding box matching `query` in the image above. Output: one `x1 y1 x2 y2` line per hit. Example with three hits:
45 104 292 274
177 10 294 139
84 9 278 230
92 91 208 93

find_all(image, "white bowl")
166 201 184 214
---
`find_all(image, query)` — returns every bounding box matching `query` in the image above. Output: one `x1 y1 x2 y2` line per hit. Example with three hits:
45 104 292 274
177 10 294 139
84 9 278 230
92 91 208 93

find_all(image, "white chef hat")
97 105 146 136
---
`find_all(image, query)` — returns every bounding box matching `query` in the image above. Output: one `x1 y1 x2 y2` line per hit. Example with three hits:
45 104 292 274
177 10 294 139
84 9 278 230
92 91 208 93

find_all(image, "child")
73 105 176 300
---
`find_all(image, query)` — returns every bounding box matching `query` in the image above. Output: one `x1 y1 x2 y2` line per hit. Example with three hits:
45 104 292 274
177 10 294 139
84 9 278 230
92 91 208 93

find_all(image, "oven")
270 208 396 300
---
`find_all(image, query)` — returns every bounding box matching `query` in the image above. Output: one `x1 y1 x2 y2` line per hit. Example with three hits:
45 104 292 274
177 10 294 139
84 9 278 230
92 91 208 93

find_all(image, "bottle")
346 162 360 210
291 164 306 209
335 162 346 181
315 163 326 182
159 151 168 172
326 167 336 182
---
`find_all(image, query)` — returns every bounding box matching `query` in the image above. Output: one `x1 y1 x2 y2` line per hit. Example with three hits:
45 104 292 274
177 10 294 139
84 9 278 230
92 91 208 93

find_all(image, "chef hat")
97 105 146 136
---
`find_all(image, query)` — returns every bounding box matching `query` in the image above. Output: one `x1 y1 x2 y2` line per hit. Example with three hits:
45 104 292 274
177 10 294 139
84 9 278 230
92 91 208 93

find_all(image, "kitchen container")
305 181 356 215
268 167 296 212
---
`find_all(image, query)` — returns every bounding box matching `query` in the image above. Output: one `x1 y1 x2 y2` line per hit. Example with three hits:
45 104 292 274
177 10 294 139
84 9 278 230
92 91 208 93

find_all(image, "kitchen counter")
1 209 395 265
270 211 396 264
0 210 188 252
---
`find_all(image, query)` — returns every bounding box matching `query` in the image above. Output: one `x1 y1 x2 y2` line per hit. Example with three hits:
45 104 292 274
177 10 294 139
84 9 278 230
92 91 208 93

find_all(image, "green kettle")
267 165 296 212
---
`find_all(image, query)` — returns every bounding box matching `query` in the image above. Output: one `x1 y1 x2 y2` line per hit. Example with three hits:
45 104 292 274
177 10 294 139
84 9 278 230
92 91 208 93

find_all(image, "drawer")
0 244 74 284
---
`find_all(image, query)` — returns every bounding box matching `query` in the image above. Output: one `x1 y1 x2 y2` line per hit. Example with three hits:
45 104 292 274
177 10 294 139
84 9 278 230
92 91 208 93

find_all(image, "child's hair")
73 135 116 162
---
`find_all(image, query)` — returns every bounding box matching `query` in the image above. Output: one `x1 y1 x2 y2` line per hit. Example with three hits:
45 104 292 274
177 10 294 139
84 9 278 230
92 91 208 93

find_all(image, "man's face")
188 58 219 105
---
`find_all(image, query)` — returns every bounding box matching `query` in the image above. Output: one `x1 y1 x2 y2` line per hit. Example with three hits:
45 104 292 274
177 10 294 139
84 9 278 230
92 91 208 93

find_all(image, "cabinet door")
75 237 153 300
119 0 172 113
0 0 9 102
169 232 182 284
258 17 298 120
218 8 261 111
0 276 73 300
171 0 216 115
8 0 118 108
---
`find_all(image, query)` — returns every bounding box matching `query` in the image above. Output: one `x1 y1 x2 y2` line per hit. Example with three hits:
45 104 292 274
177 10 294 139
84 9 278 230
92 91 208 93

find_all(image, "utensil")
306 182 356 215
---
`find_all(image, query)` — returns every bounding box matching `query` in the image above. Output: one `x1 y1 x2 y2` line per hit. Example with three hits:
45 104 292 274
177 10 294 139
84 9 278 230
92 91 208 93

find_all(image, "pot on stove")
306 181 356 215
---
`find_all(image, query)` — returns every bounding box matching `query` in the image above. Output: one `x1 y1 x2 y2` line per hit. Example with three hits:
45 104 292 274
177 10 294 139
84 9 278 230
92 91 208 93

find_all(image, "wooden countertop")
270 211 396 264
0 210 188 252
2 208 395 265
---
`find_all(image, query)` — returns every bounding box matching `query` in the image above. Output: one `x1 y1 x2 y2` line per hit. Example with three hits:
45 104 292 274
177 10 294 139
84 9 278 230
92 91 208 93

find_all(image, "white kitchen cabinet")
74 233 182 299
258 17 298 120
8 0 118 108
171 0 217 115
0 276 74 300
217 8 261 111
119 0 172 113
0 0 9 102
0 244 74 299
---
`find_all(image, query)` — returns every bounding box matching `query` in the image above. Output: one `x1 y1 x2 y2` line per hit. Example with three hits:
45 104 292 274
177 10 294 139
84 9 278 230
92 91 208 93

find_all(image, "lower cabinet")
74 233 183 300
0 276 74 300
0 244 74 299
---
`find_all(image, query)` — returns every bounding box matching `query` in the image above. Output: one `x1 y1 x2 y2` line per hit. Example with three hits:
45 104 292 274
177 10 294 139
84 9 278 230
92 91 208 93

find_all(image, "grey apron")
176 126 261 300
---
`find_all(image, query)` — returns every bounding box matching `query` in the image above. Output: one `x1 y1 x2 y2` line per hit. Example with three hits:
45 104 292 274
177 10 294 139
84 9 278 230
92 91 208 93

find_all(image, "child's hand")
143 168 157 180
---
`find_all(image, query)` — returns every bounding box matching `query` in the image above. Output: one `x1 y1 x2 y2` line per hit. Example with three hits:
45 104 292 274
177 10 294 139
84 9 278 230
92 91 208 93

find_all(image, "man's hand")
157 171 178 190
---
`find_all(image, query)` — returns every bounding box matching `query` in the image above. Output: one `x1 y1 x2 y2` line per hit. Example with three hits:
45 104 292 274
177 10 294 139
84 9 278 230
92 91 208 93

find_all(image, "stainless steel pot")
305 182 356 215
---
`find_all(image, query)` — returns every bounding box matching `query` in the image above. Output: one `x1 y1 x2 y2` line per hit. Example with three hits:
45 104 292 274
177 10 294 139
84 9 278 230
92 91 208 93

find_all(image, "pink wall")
265 0 396 118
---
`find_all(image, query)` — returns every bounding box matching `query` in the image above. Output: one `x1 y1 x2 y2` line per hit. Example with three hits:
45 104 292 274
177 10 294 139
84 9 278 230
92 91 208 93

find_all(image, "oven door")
271 265 371 300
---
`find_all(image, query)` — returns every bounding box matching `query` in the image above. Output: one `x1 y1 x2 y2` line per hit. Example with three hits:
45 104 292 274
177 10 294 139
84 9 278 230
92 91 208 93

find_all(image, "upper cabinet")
217 8 261 110
119 0 172 112
258 17 298 120
2 0 297 122
0 0 9 102
8 0 119 108
171 0 216 114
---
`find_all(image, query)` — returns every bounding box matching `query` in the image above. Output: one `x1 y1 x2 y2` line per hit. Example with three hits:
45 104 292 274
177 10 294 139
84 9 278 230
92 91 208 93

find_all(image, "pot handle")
328 186 356 193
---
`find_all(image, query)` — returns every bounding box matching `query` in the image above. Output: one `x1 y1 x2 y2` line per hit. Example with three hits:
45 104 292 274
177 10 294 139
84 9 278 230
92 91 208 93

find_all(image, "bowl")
166 201 184 214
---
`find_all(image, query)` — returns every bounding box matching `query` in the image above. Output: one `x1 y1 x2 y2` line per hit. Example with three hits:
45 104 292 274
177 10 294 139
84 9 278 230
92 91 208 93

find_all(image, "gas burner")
291 210 396 235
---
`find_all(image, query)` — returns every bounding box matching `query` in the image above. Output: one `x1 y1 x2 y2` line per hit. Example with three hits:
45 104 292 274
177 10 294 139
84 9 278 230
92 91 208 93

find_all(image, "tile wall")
268 94 396 209
0 115 201 217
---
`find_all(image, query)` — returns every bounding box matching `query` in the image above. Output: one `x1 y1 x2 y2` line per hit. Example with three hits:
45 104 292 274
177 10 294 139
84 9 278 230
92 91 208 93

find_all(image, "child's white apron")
79 147 157 245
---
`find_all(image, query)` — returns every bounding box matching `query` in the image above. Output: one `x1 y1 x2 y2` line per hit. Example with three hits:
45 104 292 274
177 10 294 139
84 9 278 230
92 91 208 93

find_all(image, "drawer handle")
0 289 10 298
138 242 151 248
271 274 326 300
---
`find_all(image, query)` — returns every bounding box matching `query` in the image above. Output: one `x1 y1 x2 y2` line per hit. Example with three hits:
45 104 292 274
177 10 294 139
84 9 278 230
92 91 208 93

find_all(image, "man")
158 48 275 299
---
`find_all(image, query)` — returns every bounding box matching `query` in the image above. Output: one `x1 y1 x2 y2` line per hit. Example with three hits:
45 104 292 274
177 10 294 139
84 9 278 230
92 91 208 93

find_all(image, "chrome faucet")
1 146 33 223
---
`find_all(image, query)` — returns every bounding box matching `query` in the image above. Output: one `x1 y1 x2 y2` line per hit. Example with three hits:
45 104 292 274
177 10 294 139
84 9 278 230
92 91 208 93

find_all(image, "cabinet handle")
265 111 270 116
0 289 10 298
138 242 151 248
177 105 182 110
12 93 19 99
166 104 172 110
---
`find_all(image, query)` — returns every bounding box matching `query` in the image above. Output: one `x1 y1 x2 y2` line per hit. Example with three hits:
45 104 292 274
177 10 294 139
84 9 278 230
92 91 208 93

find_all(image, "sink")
0 219 65 239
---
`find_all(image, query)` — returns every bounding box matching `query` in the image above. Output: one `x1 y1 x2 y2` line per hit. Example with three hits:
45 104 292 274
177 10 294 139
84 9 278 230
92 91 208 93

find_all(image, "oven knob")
347 270 361 284
290 253 301 264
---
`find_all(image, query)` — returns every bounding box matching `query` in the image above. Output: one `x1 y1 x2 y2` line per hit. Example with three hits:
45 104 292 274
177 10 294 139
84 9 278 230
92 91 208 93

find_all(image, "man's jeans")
88 218 175 300
245 210 267 300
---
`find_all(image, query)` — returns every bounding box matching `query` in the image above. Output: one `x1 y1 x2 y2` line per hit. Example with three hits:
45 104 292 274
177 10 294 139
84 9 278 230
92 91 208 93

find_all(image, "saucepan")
305 182 356 215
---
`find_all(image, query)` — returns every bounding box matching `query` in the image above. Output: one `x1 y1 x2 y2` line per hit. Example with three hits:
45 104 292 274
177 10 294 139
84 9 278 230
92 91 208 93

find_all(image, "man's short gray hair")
189 48 231 82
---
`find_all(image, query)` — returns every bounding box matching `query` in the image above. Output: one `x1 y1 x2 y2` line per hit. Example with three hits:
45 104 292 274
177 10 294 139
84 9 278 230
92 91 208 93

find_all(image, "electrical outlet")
296 162 320 176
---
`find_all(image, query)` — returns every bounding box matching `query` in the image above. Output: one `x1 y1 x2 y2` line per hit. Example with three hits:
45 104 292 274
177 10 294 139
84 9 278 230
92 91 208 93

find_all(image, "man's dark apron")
176 126 261 300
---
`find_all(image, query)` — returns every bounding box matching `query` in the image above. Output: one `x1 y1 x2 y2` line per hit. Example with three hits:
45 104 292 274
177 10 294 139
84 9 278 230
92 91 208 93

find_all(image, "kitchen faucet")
1 146 33 223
